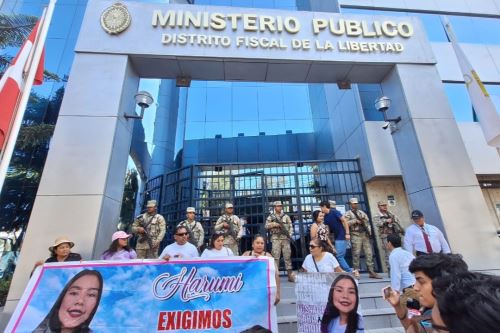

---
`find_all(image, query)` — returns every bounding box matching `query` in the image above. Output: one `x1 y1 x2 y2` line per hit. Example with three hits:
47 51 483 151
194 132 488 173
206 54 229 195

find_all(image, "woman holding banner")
242 235 280 305
201 233 234 257
33 269 103 333
101 231 137 260
320 274 364 333
302 239 344 273
241 234 272 258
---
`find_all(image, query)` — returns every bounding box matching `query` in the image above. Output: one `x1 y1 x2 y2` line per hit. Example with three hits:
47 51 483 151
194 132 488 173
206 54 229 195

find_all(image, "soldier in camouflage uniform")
265 201 295 282
373 200 405 273
177 207 205 254
132 200 166 259
345 198 382 279
214 203 241 255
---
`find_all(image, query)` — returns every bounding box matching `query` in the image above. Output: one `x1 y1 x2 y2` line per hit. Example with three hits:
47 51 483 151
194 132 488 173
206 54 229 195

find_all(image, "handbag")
312 256 320 272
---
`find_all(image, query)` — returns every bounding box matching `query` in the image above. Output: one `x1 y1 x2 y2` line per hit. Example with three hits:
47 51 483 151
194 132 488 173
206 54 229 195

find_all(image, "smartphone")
382 286 393 299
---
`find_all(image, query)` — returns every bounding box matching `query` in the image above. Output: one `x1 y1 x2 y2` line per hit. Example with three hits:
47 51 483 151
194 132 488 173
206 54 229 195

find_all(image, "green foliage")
0 276 12 307
17 123 55 149
0 14 62 81
0 13 38 49
119 170 139 232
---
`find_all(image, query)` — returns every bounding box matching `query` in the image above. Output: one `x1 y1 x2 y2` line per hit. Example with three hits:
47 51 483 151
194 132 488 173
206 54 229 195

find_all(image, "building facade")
1 0 500 327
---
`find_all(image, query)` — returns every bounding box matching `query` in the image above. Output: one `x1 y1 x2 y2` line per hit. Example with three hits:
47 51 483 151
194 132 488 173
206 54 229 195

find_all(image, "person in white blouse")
201 233 234 258
403 210 451 256
302 239 344 273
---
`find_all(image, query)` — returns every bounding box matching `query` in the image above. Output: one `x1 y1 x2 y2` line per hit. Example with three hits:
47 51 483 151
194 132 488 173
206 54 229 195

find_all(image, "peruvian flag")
0 20 45 149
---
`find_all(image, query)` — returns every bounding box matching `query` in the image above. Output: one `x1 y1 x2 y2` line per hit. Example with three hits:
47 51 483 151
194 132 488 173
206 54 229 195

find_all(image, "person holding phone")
383 253 468 333
160 226 199 260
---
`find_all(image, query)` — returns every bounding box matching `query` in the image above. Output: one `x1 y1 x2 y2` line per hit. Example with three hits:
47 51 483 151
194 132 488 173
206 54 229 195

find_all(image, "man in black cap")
403 210 451 256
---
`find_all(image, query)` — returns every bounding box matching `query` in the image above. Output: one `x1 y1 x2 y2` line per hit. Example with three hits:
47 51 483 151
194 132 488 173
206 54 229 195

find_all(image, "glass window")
258 85 284 120
232 87 258 121
415 13 447 42
443 83 474 122
283 85 312 119
340 7 500 45
472 18 500 45
205 121 233 138
185 122 206 140
206 87 232 122
285 119 313 133
186 88 207 122
232 121 259 137
485 84 500 114
358 84 384 121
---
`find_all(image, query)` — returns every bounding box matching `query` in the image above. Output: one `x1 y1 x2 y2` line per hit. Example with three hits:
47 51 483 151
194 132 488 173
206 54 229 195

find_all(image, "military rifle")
136 214 154 249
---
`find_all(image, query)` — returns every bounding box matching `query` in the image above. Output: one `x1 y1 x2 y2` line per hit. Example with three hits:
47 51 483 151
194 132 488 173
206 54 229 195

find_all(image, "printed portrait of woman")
320 274 364 333
33 269 103 333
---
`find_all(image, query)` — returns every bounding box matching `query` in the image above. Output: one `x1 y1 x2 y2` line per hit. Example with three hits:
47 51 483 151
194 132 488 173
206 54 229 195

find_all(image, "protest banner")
6 257 277 332
295 273 337 333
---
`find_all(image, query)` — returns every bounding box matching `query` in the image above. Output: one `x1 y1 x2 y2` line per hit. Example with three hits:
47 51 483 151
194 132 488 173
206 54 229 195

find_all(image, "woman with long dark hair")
201 233 234 257
310 210 335 254
242 234 280 305
101 231 136 260
321 274 364 333
33 269 103 333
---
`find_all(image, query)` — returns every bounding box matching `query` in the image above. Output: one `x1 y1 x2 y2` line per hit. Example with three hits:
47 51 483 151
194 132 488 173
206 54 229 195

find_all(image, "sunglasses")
309 244 319 248
176 232 188 236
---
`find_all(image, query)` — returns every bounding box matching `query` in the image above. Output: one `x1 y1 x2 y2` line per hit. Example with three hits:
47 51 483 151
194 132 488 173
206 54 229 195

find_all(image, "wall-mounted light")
176 76 191 87
125 91 154 120
337 80 351 90
375 96 401 133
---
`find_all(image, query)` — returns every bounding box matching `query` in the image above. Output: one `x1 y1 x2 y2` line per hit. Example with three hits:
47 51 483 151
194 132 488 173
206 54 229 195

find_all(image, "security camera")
134 91 154 109
375 96 391 113
382 122 391 130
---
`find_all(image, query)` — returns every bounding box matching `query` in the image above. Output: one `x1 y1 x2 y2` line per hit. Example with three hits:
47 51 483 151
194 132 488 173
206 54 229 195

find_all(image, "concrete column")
382 64 500 270
150 80 180 177
1 53 139 326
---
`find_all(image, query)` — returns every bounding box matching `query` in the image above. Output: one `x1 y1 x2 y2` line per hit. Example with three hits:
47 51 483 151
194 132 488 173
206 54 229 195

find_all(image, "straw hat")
49 236 75 252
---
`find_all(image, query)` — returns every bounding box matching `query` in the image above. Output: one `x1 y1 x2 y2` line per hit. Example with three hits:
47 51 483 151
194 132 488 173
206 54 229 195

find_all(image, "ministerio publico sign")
80 1 435 65
153 9 413 54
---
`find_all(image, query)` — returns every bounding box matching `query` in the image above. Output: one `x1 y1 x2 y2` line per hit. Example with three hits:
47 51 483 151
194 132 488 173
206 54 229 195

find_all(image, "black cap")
411 210 424 220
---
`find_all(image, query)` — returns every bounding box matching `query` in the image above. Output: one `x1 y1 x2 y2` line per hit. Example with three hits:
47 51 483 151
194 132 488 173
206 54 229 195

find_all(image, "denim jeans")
335 240 352 272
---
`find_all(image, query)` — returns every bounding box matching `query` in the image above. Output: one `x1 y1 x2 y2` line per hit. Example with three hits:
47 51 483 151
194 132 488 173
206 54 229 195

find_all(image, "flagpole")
0 0 57 192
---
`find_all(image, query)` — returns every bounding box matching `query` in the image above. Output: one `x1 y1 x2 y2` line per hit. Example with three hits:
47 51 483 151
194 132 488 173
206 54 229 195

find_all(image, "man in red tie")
403 210 451 256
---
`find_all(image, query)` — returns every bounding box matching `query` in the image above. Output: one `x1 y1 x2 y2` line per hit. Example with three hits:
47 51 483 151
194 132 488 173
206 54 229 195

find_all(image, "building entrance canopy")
77 0 435 82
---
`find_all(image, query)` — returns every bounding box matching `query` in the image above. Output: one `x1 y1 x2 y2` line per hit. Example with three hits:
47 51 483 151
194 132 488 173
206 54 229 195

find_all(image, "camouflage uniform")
265 212 293 272
373 210 405 272
345 208 376 273
214 214 241 255
177 219 205 251
132 213 166 259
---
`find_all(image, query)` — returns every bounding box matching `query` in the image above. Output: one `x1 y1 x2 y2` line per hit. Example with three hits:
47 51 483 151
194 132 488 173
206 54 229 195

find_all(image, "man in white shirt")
160 226 199 260
387 234 417 307
404 210 451 256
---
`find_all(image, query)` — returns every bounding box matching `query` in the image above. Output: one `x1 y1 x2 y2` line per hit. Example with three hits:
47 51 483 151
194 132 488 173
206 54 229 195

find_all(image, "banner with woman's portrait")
6 257 277 332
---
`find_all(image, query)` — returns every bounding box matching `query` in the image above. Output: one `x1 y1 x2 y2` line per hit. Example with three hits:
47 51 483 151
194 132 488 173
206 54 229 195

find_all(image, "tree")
0 13 61 82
